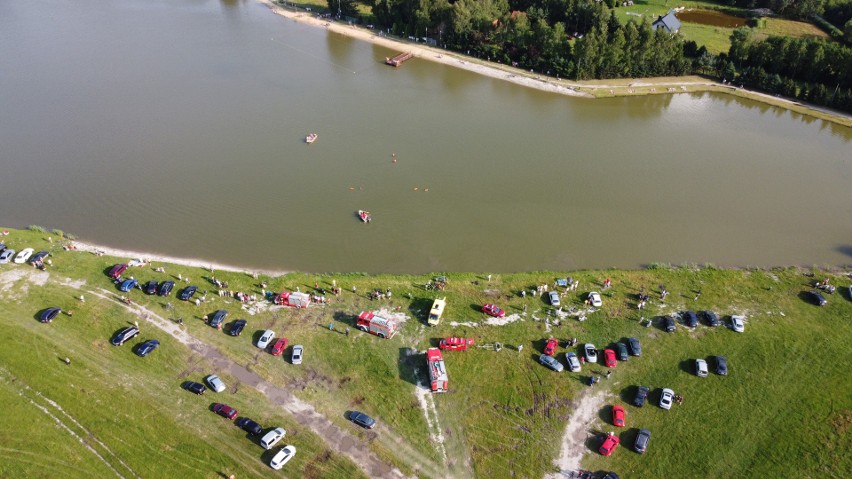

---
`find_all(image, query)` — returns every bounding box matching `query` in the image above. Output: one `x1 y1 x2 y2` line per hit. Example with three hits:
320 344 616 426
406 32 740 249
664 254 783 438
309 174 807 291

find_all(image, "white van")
260 427 286 450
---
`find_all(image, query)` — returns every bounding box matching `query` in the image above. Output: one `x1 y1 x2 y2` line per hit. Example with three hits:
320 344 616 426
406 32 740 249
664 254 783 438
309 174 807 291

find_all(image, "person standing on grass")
329 322 334 331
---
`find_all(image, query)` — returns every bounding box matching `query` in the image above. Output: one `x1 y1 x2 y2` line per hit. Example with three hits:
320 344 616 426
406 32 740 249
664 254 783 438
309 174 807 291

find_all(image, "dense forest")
324 0 852 112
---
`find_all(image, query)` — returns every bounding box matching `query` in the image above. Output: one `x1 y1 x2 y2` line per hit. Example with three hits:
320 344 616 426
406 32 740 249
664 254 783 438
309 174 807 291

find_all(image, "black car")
349 411 376 429
228 319 247 336
627 337 641 356
701 310 720 327
683 310 698 328
633 386 649 407
185 381 206 395
634 429 652 453
40 307 62 323
136 339 160 357
208 310 227 329
143 280 158 295
602 473 621 479
236 417 263 435
110 326 140 346
158 281 175 296
29 250 49 264
663 316 676 333
179 285 197 301
806 290 827 306
615 342 629 361
714 355 728 375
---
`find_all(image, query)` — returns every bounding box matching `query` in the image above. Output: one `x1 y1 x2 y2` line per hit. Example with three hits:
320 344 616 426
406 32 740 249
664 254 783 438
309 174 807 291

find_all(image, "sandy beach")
258 0 852 127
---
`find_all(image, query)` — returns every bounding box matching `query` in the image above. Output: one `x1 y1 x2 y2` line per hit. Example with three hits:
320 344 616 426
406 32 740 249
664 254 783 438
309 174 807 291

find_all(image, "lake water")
1 0 850 273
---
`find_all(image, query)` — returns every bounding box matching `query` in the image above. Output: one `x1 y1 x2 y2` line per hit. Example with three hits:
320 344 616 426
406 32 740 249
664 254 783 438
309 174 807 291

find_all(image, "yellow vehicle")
428 297 446 326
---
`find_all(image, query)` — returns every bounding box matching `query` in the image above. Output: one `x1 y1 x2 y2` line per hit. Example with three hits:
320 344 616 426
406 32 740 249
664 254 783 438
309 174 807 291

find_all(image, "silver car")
257 329 275 349
0 248 15 263
695 359 708 378
539 354 564 372
205 374 226 393
659 388 674 410
548 291 561 307
584 343 597 363
291 345 303 364
565 352 581 372
731 315 745 333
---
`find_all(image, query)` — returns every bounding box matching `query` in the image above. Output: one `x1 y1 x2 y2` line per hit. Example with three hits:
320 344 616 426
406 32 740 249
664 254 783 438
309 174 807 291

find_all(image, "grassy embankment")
1 226 850 479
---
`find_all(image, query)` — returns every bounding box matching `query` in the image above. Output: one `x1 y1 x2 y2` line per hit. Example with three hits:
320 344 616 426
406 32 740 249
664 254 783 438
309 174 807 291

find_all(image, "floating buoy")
349 187 355 191
413 187 419 191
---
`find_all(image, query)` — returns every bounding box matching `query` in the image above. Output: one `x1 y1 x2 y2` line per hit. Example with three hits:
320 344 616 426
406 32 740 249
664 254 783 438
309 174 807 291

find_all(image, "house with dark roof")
652 11 681 33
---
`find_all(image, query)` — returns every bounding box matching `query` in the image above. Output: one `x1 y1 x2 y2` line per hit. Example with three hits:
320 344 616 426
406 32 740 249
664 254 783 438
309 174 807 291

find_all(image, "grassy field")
1 226 851 478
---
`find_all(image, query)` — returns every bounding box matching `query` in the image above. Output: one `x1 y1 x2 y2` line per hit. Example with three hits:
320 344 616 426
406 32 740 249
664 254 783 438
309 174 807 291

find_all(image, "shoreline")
258 0 852 128
71 240 291 278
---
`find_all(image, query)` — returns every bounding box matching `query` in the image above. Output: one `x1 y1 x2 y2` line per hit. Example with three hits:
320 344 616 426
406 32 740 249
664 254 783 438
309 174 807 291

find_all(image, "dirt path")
544 389 609 479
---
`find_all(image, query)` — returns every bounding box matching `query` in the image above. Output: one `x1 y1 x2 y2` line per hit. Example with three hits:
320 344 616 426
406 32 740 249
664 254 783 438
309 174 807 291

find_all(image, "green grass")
1 227 851 478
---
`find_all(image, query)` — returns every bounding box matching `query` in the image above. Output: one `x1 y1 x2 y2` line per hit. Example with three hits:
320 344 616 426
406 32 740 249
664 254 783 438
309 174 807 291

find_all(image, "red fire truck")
274 291 310 308
356 311 398 339
426 348 448 393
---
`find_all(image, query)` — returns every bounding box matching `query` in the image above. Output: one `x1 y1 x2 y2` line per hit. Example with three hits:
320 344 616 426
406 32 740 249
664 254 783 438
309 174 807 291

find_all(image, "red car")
270 338 288 356
439 337 475 351
481 304 505 318
543 337 558 356
599 433 620 456
108 263 128 280
612 405 625 427
213 403 238 419
604 349 617 368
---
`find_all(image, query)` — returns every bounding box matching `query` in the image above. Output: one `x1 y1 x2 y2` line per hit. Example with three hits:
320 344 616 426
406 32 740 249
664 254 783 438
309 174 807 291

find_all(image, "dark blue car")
136 339 160 357
228 319 247 336
179 285 197 301
236 417 263 435
119 278 138 292
40 307 62 323
158 281 175 296
143 281 158 295
208 310 227 329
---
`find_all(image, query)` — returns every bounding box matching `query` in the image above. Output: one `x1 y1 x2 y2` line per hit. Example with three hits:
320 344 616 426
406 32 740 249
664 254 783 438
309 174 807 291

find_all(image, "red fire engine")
426 348 448 393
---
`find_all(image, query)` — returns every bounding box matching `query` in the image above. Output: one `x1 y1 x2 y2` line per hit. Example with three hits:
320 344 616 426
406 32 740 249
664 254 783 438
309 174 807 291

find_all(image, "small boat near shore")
305 133 318 144
358 210 372 223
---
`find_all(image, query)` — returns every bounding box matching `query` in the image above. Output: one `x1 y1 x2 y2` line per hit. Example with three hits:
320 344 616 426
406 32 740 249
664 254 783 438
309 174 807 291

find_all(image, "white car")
291 345 303 364
659 388 674 410
731 315 745 333
269 445 296 470
584 344 597 363
257 330 275 349
205 374 226 393
695 359 708 378
14 248 34 264
565 352 581 372
588 291 602 307
548 291 561 307
260 427 286 450
0 248 15 263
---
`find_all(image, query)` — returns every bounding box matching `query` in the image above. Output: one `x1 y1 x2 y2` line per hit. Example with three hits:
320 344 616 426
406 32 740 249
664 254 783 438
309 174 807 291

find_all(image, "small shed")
652 11 681 33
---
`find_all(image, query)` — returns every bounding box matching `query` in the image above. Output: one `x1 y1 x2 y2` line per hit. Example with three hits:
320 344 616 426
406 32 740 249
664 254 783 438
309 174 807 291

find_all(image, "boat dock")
385 52 413 67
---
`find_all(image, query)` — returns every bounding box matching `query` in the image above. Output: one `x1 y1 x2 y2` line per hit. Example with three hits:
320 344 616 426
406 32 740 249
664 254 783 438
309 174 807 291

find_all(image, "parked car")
178 285 197 301
291 345 303 364
543 337 558 356
481 303 505 318
598 433 620 456
269 445 296 470
695 359 708 378
119 278 138 292
205 374 226 393
806 290 827 306
143 280 158 295
108 263 128 280
539 354 564 372
157 281 174 296
213 403 238 419
40 307 62 323
701 310 720 327
615 342 629 361
612 405 625 427
13 248 34 264
584 343 598 363
0 248 16 263
136 339 159 357
0 243 5 253
627 337 641 356
714 355 728 375
604 349 617 368
29 250 49 264
565 352 581 372
633 386 649 407
185 381 206 395
663 316 676 332
634 429 651 453
260 427 286 449
110 326 140 346
349 411 376 429
236 417 263 435
208 310 227 329
683 310 698 328
270 338 288 356
257 330 275 349
548 290 561 306
659 388 674 410
602 473 621 479
588 291 602 307
731 315 745 333
228 319 246 336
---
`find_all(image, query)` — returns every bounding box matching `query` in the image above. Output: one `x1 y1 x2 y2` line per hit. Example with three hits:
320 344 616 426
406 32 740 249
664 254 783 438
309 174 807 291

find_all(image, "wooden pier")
385 52 413 67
